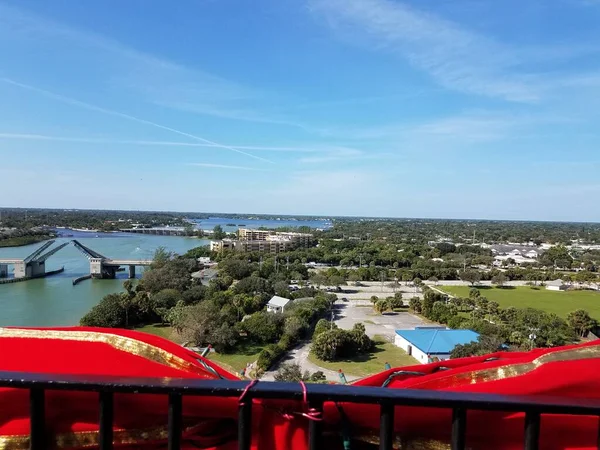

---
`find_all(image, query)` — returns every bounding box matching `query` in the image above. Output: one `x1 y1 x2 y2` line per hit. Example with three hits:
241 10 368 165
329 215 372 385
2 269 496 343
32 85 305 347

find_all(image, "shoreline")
0 235 55 248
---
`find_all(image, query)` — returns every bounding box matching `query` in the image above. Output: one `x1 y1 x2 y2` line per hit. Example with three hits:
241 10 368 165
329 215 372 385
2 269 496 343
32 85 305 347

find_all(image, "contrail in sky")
0 78 274 164
0 133 319 152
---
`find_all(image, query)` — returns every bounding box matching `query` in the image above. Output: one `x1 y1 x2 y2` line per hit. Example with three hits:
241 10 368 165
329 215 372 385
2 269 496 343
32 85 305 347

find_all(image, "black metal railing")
2 371 600 450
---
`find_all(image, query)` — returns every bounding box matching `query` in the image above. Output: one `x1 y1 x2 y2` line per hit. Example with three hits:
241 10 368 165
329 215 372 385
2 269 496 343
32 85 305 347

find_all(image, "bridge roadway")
0 240 155 281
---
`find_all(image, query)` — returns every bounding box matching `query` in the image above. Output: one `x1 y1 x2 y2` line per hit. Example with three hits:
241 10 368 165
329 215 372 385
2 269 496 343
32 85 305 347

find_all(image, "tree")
491 272 508 288
428 276 439 285
389 292 403 309
140 257 199 293
184 223 195 236
350 323 373 353
311 324 372 361
242 311 285 344
413 278 423 291
210 323 238 353
328 275 347 288
274 363 326 383
450 334 504 359
166 301 189 333
566 309 597 337
310 273 328 288
284 315 308 341
274 363 305 382
313 318 334 338
213 225 226 240
374 298 390 314
409 297 422 313
219 259 253 280
80 293 126 328
460 270 481 286
273 281 290 298
311 329 350 361
469 288 481 299
151 246 172 269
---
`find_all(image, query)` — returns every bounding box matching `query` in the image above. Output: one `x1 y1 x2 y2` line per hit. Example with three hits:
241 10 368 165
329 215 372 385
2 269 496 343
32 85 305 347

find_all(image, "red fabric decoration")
2 327 600 449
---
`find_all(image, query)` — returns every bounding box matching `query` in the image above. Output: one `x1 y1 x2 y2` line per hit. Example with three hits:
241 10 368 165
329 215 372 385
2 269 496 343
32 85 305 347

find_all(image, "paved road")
261 302 428 382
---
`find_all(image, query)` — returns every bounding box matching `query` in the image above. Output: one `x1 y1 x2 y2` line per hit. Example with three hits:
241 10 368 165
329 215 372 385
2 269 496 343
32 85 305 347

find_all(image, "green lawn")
208 343 264 374
134 325 259 374
308 335 418 377
440 286 600 319
135 324 180 342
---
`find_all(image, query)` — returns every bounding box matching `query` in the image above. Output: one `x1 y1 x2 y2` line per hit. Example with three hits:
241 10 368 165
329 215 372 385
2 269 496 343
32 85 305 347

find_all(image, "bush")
409 297 422 313
313 318 333 338
256 344 285 371
274 363 327 383
80 293 126 328
311 324 372 361
242 311 284 344
278 333 296 350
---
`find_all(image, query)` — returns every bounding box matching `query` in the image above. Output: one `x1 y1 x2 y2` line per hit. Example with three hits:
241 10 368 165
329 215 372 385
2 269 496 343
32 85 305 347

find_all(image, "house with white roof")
266 295 291 313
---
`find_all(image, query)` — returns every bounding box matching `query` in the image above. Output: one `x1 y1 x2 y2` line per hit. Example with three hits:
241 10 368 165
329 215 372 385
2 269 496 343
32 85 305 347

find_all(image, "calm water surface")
0 231 208 327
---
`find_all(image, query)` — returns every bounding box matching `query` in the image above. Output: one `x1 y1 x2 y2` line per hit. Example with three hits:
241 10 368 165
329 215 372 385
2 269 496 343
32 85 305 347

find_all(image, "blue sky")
1 0 600 221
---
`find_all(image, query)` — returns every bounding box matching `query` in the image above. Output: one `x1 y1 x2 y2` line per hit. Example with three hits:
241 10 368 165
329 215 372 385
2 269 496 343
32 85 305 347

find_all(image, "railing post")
169 393 183 450
238 397 252 450
524 411 540 450
451 408 467 450
99 391 114 450
379 403 394 450
29 388 45 450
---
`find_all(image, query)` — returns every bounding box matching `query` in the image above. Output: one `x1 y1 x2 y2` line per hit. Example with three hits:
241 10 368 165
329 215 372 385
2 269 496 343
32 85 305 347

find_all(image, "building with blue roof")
394 328 479 364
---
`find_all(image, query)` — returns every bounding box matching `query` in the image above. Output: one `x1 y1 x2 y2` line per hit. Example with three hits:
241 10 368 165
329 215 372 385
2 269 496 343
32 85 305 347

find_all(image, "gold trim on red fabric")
0 327 213 377
408 344 600 389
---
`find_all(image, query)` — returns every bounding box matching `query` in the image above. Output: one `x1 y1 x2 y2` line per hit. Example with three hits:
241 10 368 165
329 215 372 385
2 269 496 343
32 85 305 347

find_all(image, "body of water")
191 216 332 232
0 231 208 327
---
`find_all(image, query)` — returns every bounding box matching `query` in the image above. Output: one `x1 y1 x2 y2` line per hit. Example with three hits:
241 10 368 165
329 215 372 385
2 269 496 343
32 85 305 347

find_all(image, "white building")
266 295 291 313
394 328 479 364
546 279 568 291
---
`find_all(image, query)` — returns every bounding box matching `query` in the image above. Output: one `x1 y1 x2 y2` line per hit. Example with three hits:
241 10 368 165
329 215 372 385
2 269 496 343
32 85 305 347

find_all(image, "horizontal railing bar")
1 371 599 416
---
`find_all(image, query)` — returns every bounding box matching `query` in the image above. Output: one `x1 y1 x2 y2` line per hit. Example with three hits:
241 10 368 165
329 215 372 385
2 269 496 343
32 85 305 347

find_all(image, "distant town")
2 207 600 382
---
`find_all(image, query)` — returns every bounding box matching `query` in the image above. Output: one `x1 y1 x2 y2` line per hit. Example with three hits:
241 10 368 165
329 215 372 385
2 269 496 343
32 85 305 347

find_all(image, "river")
0 231 209 327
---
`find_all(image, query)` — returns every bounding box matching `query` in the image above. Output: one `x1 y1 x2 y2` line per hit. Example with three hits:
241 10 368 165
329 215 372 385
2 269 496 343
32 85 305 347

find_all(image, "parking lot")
332 301 428 341
331 281 424 302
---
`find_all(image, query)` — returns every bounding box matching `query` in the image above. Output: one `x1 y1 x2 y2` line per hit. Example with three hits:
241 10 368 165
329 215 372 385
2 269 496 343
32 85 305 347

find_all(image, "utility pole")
381 271 385 292
286 256 289 271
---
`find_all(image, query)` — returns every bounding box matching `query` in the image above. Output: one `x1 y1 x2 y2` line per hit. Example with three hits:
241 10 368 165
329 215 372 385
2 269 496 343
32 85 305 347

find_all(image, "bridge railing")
1 370 599 450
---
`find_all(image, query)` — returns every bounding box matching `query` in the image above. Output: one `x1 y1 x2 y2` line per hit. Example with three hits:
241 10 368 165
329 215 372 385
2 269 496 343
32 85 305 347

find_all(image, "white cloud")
308 0 537 102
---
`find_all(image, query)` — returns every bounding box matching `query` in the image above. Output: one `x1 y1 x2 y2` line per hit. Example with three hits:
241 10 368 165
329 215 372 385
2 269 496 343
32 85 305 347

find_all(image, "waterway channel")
0 230 208 327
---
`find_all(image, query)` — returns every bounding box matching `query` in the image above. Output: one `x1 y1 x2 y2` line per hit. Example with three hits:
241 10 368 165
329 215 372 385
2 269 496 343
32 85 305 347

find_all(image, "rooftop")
267 295 291 307
395 329 479 355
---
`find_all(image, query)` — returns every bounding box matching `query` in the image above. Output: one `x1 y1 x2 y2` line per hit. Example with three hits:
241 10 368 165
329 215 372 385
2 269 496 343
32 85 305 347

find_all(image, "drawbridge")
0 240 153 280
0 240 70 279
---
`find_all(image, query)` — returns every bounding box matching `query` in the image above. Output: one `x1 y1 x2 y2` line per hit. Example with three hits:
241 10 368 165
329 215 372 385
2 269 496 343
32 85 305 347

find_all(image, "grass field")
135 325 260 374
208 343 264 374
440 286 600 319
135 324 179 341
308 335 417 377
